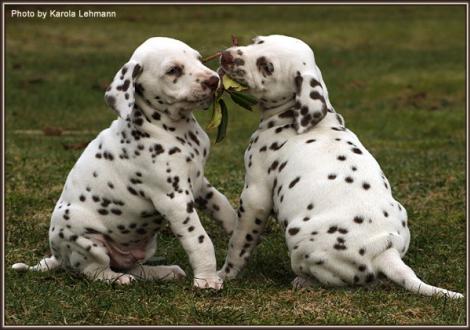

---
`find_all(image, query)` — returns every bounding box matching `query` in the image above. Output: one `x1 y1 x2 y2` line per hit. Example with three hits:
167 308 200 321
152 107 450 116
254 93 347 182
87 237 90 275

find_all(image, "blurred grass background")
4 4 466 325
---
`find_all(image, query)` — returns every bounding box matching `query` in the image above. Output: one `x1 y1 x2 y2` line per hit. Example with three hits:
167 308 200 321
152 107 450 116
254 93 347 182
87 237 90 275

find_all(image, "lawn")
4 4 466 325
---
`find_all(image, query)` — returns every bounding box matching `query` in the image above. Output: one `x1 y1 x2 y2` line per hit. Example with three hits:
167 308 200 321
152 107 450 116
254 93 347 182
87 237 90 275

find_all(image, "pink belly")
89 234 151 270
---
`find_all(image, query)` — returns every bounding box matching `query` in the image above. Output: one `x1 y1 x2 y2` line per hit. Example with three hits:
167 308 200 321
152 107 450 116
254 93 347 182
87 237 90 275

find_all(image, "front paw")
292 276 313 289
193 275 223 290
115 274 135 285
217 266 238 281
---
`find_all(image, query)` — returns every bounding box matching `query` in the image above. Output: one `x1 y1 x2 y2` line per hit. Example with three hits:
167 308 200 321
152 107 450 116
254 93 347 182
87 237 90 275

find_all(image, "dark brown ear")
104 60 143 118
293 71 327 134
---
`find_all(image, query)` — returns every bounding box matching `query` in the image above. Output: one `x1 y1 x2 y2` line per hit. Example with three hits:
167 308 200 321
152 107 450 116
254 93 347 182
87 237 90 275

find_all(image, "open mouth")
218 66 248 90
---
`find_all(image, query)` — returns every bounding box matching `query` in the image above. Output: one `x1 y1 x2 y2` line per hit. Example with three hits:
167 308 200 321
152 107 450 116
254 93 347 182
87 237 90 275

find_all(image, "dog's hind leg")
82 263 135 285
12 255 60 272
128 264 186 281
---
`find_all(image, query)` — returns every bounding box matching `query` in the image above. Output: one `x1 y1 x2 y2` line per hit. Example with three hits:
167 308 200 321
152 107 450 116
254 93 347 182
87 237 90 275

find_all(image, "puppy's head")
220 35 334 133
105 37 219 119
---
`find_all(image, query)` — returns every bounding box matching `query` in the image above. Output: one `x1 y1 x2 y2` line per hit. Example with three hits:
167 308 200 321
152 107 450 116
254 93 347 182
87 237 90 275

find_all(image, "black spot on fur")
353 216 364 224
127 186 138 195
289 177 301 188
352 147 363 155
270 141 287 151
111 209 122 215
98 209 108 215
169 147 181 155
288 227 300 235
187 202 195 213
294 71 303 94
327 226 338 234
333 243 347 250
132 64 142 78
278 161 288 172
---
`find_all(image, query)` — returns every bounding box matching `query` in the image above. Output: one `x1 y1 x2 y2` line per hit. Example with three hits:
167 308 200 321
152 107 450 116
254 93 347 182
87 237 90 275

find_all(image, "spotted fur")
217 34 462 299
12 37 237 290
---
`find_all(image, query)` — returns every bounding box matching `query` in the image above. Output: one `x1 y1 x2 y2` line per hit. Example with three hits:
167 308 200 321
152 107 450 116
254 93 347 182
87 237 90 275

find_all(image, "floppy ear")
104 60 143 119
293 70 328 134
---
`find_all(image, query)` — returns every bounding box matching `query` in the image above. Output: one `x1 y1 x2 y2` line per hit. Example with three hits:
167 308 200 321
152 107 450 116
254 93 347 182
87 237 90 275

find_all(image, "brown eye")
166 66 182 76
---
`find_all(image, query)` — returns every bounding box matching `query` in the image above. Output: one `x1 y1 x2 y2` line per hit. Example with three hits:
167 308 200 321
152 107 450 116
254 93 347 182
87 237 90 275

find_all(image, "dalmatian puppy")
217 34 463 298
12 37 238 289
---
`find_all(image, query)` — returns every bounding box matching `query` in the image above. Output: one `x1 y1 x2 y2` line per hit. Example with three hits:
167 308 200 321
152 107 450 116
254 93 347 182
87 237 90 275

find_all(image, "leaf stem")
202 52 222 63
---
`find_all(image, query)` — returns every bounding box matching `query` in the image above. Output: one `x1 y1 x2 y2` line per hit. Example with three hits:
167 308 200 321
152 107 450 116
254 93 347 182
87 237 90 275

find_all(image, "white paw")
12 263 29 272
292 276 313 289
193 276 224 290
115 274 135 285
441 291 464 299
216 269 226 280
217 268 237 281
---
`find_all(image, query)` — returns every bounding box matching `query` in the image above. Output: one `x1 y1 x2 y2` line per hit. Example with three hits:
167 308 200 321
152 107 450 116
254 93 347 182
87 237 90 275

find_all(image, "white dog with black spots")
217 34 463 299
13 37 237 289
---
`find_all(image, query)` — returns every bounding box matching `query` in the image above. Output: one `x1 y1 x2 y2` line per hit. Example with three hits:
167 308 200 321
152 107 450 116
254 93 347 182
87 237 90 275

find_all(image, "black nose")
202 76 219 91
220 51 234 66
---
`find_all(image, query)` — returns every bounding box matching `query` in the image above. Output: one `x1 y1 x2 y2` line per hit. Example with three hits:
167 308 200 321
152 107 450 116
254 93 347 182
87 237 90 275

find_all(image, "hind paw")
12 263 29 272
114 274 135 285
292 276 313 289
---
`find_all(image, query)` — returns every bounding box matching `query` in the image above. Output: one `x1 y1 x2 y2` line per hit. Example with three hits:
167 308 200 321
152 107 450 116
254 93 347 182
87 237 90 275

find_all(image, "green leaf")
207 98 222 130
229 90 258 105
216 99 228 143
229 91 256 111
222 74 247 92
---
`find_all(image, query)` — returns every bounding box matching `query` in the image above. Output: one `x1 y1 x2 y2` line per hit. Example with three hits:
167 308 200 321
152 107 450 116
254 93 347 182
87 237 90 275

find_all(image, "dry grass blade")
202 51 222 63
231 35 239 46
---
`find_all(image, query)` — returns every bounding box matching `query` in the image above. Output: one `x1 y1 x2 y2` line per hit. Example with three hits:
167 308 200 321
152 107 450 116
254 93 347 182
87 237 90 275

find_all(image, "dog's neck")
258 100 345 132
126 96 198 132
259 98 297 120
135 95 194 121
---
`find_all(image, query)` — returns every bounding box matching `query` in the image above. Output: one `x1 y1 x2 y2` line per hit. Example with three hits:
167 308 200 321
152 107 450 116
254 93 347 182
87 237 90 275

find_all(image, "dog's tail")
373 248 463 299
12 256 60 272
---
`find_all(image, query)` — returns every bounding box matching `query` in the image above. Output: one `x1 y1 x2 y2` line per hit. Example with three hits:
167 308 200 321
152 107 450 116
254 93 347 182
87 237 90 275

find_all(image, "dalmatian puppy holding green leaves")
217 34 463 299
13 37 237 289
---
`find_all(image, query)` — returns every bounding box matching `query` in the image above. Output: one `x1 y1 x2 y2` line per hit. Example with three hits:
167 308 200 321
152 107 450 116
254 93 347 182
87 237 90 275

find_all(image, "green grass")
4 4 466 325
